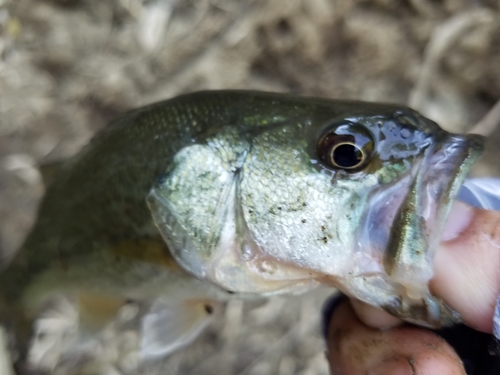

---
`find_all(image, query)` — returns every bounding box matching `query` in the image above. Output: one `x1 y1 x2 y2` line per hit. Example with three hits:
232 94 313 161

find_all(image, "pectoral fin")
78 293 126 332
140 298 217 358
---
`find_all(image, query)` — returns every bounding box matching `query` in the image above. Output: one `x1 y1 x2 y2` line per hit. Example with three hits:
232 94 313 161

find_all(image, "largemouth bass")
0 90 485 365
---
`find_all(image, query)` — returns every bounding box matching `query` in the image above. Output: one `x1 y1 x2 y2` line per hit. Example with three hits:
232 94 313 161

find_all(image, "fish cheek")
238 133 362 278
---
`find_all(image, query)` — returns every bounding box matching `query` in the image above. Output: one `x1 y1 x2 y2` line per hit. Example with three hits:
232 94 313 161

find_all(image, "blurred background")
1 0 500 374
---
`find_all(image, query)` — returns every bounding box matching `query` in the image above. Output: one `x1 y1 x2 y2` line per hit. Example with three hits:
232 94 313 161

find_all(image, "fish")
0 90 485 367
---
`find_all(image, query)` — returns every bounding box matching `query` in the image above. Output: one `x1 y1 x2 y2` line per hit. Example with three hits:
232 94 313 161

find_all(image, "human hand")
324 203 500 374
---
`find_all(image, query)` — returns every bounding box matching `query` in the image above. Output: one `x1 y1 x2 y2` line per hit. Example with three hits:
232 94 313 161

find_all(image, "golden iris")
317 123 374 170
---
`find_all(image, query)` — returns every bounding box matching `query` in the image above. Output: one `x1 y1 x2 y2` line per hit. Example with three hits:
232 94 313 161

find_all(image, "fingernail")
350 298 402 329
369 357 414 375
441 201 474 242
321 293 346 340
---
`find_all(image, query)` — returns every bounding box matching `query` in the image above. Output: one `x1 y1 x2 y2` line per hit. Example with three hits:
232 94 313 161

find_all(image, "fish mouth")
380 133 485 297
339 133 485 326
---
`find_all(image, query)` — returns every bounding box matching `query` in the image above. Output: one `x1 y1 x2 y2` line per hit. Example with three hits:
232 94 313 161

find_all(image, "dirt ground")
1 0 500 374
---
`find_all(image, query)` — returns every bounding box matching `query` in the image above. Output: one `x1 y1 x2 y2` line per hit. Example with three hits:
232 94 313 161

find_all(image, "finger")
432 202 500 333
326 300 466 375
351 202 500 333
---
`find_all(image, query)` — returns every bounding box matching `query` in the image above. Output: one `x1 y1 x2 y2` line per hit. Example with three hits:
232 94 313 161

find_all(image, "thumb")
431 202 500 333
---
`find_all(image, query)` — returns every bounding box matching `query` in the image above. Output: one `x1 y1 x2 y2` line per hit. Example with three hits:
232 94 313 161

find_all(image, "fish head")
147 97 484 326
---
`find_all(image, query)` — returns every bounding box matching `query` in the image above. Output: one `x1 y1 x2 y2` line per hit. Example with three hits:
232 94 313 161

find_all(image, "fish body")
0 91 485 364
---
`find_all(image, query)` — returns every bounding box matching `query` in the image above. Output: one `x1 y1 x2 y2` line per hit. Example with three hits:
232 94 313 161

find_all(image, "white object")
457 178 500 212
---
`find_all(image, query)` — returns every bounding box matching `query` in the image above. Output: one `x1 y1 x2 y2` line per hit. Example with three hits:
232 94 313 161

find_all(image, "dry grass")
1 0 500 373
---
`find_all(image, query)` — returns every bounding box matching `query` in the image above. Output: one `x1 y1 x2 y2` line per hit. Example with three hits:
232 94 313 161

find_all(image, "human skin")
325 202 500 374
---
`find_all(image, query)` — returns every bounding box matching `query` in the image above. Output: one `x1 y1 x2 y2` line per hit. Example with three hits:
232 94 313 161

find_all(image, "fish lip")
384 132 485 290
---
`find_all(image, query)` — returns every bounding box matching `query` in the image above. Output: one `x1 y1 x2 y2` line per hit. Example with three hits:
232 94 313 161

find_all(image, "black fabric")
435 324 500 375
321 294 346 340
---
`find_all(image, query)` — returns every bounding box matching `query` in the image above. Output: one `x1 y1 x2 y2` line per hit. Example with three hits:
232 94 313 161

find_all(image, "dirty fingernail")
369 357 414 375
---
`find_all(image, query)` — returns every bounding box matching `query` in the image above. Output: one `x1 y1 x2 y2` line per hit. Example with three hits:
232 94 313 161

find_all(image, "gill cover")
147 126 319 294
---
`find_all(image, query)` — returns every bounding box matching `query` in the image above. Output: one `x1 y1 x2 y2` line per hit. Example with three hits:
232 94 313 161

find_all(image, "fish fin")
140 298 217 359
77 293 126 332
38 160 64 186
107 238 184 272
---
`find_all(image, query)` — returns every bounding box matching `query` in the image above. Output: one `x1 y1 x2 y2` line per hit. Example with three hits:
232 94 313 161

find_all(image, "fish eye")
317 123 374 170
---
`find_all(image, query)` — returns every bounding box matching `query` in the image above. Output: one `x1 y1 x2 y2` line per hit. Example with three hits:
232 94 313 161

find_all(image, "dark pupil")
332 144 362 168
